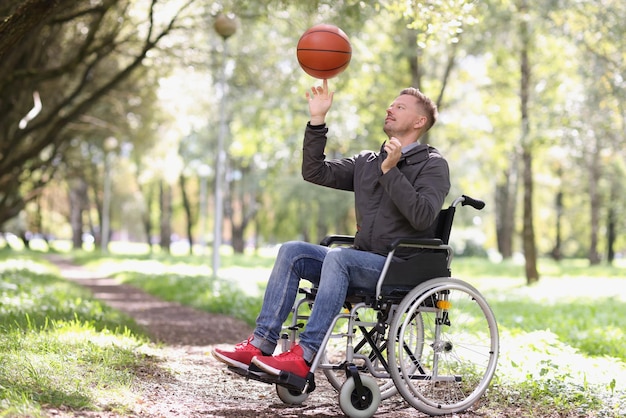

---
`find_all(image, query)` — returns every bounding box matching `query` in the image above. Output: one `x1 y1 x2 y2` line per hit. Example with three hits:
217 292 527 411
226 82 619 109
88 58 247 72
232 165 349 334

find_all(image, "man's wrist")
309 116 326 126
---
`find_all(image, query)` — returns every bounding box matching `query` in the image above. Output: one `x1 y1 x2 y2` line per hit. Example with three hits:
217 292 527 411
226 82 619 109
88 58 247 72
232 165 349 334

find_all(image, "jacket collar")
402 142 421 154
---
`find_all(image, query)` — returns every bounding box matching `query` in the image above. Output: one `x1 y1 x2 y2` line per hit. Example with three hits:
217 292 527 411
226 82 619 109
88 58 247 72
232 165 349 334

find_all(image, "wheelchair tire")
387 277 499 416
338 375 381 418
276 385 309 405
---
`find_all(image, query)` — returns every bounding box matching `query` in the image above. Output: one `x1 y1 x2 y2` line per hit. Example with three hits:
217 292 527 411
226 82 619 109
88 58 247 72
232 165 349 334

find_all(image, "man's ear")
414 115 427 129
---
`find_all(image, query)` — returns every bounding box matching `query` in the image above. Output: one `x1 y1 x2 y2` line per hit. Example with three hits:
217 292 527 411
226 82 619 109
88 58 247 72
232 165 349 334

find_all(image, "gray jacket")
302 123 450 258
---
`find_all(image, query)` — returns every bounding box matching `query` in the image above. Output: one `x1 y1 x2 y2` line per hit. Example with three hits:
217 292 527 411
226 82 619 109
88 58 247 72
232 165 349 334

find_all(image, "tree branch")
0 0 63 60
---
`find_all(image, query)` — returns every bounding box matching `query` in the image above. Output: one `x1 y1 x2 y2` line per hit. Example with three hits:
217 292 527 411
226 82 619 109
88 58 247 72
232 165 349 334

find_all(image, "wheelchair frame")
230 195 499 417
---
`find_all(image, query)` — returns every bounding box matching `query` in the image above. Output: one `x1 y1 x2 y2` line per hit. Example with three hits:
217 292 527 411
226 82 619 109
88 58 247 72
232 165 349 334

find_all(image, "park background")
1 0 624 279
0 0 625 417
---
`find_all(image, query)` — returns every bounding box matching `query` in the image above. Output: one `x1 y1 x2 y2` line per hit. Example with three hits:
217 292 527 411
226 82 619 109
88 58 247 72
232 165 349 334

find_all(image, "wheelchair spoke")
388 278 499 415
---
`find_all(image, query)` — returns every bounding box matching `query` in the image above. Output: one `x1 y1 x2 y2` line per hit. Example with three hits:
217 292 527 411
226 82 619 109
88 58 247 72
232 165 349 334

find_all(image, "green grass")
70 249 273 326
454 258 626 417
91 251 625 417
1 243 625 417
446 257 626 358
0 250 153 417
117 270 263 326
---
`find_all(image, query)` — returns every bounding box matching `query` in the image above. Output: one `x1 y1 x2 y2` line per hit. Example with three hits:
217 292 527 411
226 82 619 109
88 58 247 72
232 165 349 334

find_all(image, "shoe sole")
212 350 250 370
251 357 281 376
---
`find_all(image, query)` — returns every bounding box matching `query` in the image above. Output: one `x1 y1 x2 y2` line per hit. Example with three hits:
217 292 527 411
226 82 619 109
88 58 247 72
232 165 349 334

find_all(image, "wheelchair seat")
321 202 458 301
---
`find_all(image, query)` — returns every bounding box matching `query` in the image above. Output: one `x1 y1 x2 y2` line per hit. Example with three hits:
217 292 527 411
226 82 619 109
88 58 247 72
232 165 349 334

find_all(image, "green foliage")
384 0 480 47
487 365 614 417
2 0 624 271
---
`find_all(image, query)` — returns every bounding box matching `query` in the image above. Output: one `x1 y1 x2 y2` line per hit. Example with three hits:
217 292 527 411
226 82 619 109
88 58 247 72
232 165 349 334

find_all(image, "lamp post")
212 13 237 277
101 136 118 254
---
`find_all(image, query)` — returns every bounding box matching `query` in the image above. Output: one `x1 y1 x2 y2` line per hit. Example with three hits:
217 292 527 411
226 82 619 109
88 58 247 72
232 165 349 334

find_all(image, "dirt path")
47 255 475 418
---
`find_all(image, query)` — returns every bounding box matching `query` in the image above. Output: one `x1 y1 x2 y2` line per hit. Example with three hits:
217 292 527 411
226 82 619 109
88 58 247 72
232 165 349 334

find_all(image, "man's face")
383 94 426 138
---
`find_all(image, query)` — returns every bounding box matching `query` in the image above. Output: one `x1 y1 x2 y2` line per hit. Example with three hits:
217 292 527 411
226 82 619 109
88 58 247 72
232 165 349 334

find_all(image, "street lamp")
212 13 237 277
101 136 118 254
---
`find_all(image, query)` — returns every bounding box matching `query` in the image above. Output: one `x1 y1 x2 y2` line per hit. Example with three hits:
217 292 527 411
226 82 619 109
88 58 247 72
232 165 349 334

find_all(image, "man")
213 80 450 379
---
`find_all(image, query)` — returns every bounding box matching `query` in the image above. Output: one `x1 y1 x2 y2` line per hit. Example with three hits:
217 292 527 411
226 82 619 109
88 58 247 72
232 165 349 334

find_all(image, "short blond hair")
399 88 438 131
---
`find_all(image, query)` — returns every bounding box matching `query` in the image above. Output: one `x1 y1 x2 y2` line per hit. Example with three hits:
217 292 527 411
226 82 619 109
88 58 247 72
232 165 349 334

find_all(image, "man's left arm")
379 156 451 231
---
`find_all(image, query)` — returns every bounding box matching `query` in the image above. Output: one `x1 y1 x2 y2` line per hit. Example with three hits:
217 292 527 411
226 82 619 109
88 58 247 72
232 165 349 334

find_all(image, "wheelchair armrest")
388 237 444 250
320 235 355 247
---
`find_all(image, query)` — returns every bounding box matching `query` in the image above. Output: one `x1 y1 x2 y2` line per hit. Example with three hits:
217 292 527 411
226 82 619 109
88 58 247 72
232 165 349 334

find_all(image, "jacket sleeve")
301 123 356 191
378 153 450 231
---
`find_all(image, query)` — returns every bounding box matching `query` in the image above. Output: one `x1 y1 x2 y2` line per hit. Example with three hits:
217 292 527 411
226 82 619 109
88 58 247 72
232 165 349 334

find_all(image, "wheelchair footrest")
228 364 316 394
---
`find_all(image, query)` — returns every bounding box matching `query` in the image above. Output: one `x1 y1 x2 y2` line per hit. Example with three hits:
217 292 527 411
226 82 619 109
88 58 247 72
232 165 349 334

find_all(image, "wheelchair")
229 195 499 417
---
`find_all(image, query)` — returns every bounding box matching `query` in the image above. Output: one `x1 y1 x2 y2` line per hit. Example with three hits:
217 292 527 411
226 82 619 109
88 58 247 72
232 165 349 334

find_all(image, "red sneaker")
252 344 310 379
213 336 263 369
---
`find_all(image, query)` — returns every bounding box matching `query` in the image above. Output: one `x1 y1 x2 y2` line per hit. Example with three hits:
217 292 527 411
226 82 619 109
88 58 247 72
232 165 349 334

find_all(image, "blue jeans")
251 241 386 362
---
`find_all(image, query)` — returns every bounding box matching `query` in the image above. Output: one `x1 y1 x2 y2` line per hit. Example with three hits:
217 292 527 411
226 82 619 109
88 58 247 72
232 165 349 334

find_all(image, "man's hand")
306 79 334 125
381 137 402 174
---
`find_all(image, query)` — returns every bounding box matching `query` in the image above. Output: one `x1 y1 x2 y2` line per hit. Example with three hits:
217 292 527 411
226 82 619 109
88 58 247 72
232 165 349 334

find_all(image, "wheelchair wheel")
338 375 381 418
276 384 309 405
321 309 398 400
387 278 499 416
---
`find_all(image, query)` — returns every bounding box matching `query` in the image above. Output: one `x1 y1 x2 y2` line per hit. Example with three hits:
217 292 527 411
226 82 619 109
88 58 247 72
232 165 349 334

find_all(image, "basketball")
296 24 351 79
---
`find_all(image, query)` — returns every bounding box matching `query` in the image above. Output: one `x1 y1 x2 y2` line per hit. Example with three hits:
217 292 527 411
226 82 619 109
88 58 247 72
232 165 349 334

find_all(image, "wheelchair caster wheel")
339 375 381 418
276 385 309 405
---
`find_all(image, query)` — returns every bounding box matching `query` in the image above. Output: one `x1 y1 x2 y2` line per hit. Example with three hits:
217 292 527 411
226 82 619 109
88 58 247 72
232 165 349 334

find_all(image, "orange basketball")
296 24 351 79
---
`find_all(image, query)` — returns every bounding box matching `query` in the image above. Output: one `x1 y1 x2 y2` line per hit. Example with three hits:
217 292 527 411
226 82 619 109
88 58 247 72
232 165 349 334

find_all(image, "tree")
206 2 379 251
517 0 539 283
4 0 623 265
0 0 65 59
0 0 194 231
554 0 626 264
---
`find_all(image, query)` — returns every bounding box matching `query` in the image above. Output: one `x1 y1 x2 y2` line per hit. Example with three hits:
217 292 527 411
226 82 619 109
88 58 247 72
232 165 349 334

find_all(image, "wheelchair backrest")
434 206 456 245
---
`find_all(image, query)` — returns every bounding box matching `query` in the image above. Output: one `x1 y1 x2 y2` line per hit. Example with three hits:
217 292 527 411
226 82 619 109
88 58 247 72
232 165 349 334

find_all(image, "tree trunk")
551 188 563 261
519 0 539 284
606 171 619 264
607 206 616 265
495 162 518 259
231 224 245 253
405 22 457 144
179 174 194 256
68 178 87 249
140 183 154 254
521 149 539 283
588 150 602 265
227 164 258 254
159 181 172 253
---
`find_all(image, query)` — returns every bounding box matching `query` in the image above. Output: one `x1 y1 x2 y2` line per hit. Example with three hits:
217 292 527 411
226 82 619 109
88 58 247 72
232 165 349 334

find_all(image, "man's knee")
277 241 309 259
321 246 350 271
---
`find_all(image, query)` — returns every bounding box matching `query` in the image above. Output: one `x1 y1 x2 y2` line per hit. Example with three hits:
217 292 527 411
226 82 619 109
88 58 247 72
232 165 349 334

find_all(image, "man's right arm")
301 123 355 191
